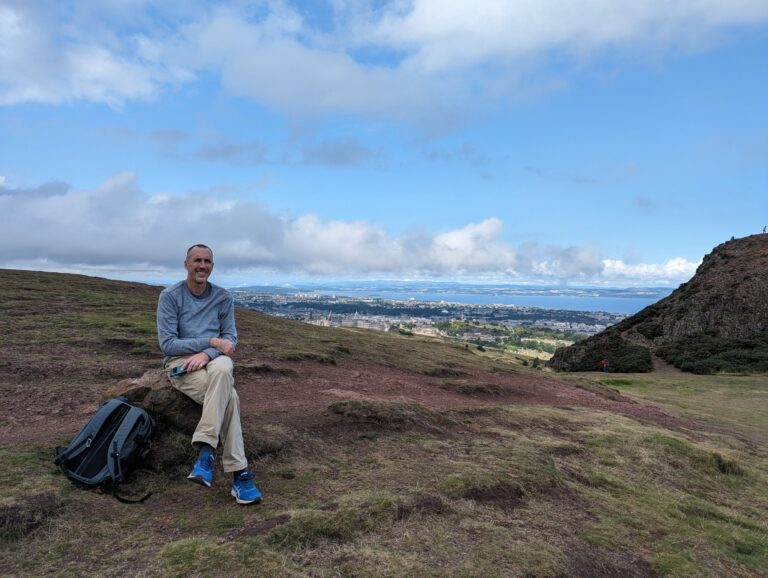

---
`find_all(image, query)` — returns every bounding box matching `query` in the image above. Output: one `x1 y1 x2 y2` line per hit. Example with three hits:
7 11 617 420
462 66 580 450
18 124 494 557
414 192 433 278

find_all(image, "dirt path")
652 355 685 374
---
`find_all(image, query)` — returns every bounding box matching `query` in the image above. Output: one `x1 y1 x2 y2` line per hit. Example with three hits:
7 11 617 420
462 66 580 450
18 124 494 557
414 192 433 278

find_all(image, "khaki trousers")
166 355 247 473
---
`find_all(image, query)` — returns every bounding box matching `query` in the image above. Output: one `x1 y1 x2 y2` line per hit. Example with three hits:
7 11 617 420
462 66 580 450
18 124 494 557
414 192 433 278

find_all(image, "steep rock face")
622 234 768 345
550 234 768 373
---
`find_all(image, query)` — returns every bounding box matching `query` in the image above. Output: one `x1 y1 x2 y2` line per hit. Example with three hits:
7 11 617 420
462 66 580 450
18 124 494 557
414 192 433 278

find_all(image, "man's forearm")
210 337 236 356
159 335 212 357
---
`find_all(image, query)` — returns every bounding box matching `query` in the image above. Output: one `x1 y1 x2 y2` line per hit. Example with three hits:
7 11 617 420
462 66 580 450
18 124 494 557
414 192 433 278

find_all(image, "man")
156 244 261 505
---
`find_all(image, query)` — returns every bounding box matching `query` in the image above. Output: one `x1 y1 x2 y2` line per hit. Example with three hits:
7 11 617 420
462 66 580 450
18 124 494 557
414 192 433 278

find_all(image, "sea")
253 282 675 315
321 290 659 314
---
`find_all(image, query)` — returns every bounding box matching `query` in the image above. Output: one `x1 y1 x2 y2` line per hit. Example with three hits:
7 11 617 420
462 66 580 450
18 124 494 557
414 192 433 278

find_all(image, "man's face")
185 247 214 286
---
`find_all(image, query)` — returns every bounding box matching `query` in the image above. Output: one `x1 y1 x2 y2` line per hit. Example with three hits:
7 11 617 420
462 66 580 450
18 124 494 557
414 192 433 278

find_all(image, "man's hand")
210 337 237 357
182 351 211 372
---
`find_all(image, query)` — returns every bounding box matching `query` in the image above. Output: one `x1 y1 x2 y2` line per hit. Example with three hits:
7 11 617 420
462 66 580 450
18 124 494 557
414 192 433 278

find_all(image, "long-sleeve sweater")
156 281 237 366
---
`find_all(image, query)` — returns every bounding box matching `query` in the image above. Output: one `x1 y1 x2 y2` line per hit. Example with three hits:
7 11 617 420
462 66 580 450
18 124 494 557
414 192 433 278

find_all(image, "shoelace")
199 452 214 469
236 470 253 483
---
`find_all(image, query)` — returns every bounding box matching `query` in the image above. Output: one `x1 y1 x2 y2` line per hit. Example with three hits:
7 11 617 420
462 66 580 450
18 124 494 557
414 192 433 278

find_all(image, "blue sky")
1 0 766 287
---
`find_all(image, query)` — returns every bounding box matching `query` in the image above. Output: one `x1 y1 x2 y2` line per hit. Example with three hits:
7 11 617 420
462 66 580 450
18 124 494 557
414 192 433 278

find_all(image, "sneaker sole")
231 488 262 505
188 473 212 487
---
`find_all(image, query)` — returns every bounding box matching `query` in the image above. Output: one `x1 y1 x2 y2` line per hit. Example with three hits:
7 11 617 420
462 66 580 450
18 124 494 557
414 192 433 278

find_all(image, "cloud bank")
1 173 698 285
2 0 767 123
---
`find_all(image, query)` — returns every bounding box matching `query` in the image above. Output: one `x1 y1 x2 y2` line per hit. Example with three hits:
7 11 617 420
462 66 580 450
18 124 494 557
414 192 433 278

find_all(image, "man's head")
185 244 214 293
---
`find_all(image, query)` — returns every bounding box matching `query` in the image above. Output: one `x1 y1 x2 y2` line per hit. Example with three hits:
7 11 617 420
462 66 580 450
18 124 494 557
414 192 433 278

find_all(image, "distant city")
231 282 667 356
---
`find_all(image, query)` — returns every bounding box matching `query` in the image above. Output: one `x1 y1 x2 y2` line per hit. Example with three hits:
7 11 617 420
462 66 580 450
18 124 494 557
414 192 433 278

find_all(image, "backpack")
54 396 156 503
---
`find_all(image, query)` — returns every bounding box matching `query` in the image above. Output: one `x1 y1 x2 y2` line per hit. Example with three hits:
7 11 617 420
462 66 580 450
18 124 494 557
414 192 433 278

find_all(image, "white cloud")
168 8 454 125
368 0 768 72
0 1 192 107
602 257 700 284
1 173 697 286
2 1 766 118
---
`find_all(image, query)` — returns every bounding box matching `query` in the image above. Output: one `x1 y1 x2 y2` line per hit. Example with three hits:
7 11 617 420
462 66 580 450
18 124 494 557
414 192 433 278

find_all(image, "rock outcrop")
102 369 201 434
550 234 768 373
102 369 292 469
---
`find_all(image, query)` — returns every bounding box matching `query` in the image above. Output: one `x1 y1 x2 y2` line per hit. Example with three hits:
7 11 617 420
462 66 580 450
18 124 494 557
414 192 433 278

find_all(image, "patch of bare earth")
233 359 733 442
652 354 684 374
0 353 733 446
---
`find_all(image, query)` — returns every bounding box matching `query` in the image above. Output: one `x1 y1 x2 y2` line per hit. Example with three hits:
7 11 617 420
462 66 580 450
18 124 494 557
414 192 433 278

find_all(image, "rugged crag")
549 234 768 374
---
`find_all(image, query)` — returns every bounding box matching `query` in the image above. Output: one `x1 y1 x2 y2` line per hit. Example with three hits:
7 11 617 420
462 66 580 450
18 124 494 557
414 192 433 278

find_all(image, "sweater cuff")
204 347 220 360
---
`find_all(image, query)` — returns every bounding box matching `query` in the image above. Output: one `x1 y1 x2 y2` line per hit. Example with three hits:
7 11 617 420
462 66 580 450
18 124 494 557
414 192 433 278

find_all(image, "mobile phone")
169 365 188 377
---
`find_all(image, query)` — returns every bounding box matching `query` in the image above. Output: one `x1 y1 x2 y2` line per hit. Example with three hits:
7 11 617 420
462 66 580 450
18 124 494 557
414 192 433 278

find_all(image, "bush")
549 331 653 373
656 331 768 374
635 321 663 340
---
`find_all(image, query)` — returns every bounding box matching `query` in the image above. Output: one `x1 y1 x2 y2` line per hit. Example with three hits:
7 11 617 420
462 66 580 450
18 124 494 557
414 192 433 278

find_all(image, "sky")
1 0 767 288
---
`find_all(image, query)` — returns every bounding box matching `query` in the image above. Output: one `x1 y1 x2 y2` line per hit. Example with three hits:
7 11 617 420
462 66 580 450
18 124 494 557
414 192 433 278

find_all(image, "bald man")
157 244 261 505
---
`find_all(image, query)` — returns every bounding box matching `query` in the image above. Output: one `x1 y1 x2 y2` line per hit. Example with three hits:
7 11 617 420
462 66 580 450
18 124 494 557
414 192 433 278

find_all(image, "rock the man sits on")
156 243 261 504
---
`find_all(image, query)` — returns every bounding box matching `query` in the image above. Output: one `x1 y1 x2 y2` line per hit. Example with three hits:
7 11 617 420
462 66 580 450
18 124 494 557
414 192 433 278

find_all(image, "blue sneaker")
231 469 262 505
187 450 215 487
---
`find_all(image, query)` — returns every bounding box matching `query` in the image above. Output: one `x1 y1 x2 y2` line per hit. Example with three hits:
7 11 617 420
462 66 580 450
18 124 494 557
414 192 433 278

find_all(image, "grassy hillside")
0 269 513 381
1 269 767 576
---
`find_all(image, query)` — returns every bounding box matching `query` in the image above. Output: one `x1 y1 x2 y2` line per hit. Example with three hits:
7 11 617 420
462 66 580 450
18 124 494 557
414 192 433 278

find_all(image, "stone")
102 369 201 435
102 369 291 470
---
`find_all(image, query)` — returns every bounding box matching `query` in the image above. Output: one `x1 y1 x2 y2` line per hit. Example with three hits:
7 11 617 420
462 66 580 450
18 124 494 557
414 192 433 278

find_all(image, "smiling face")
184 246 214 294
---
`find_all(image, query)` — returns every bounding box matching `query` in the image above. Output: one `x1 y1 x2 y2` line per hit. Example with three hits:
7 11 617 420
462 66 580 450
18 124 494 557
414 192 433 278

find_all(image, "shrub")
635 321 663 340
549 331 653 373
656 331 768 374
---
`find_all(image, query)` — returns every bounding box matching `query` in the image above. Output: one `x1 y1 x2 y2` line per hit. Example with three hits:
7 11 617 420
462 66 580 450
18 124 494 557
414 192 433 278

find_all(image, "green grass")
574 371 768 443
0 269 162 380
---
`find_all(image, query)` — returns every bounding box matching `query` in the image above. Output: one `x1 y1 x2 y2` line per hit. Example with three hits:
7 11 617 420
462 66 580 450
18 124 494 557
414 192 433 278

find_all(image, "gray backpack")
54 397 156 503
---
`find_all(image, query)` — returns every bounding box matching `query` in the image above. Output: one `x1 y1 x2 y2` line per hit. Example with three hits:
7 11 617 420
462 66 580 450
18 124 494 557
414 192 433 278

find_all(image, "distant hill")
549 234 768 374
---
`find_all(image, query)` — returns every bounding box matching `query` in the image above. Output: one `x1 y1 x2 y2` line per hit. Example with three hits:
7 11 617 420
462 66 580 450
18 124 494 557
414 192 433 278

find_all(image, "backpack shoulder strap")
102 486 154 504
54 398 129 466
107 406 151 483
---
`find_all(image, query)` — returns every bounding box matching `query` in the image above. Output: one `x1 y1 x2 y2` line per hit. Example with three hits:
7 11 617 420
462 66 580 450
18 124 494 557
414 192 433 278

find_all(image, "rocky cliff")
549 234 768 374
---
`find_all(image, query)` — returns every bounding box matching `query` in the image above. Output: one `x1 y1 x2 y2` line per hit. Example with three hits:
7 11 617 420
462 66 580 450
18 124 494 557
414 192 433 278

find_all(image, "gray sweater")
156 281 238 365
